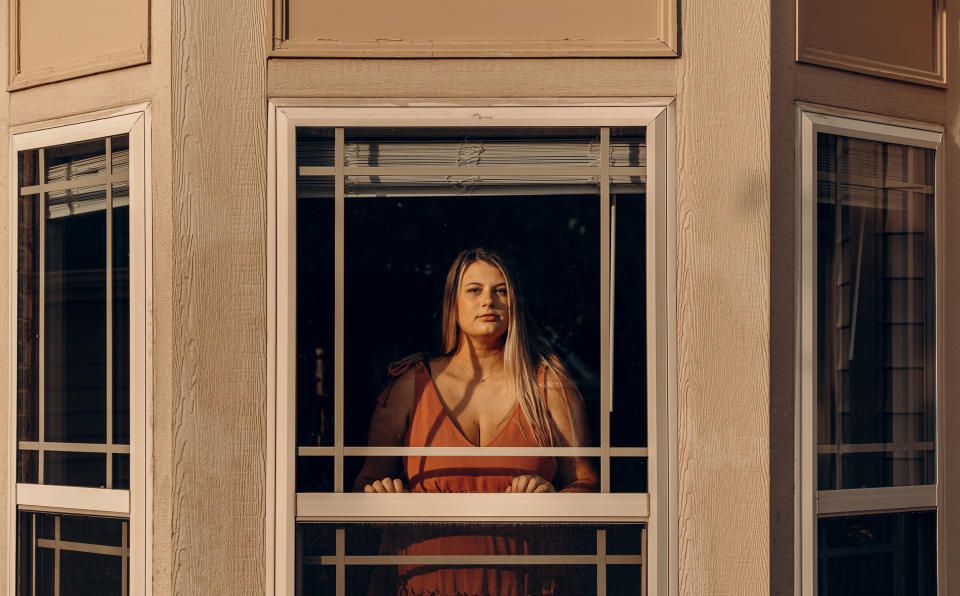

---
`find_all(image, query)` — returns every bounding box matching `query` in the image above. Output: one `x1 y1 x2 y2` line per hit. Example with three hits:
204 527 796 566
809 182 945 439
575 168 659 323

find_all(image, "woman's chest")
430 377 518 446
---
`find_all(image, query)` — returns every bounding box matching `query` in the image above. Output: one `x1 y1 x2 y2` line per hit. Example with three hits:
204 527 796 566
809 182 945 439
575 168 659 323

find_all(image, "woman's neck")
450 338 505 379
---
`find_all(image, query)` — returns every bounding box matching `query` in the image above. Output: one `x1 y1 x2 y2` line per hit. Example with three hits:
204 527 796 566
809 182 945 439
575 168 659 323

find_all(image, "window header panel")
8 0 150 90
273 0 678 57
797 0 945 87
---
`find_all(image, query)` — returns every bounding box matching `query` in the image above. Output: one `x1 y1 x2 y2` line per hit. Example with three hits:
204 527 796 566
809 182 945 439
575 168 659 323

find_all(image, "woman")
354 247 598 595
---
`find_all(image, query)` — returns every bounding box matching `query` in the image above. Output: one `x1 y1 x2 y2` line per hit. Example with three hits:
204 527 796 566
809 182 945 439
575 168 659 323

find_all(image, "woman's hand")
363 477 407 493
505 474 555 493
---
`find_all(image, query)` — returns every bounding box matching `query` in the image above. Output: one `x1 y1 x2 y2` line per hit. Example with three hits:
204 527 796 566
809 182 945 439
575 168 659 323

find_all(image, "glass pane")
44 452 106 488
611 184 646 449
611 458 648 493
298 522 644 595
818 511 935 596
110 134 130 176
296 176 335 457
610 127 647 168
18 188 41 447
112 453 130 490
17 512 127 596
45 139 108 185
297 456 334 493
112 200 130 445
816 133 935 490
44 194 107 444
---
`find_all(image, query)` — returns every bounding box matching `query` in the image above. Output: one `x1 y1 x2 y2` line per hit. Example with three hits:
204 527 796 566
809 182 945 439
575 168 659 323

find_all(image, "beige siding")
769 0 799 592
0 0 8 588
674 1 771 594
169 0 268 593
267 58 678 98
941 2 960 593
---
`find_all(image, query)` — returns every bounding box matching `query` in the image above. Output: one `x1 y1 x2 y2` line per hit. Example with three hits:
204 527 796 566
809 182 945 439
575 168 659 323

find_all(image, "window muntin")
10 111 149 596
799 109 941 595
274 106 672 595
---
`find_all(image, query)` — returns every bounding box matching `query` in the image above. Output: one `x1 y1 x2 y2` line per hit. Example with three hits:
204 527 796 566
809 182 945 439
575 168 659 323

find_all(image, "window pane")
611 177 646 449
17 512 128 596
112 199 130 445
818 511 935 596
297 522 644 595
816 133 935 490
45 198 107 444
44 452 106 488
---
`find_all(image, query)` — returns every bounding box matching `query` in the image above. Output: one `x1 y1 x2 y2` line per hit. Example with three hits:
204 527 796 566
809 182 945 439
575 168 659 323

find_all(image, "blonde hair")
440 248 577 447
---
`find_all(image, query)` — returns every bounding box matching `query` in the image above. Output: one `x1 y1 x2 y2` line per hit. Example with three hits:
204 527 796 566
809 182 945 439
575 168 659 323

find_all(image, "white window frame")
796 104 944 595
267 102 678 596
6 107 153 595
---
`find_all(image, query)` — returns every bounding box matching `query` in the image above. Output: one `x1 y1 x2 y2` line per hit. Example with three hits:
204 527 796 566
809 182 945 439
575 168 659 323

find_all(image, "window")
798 108 941 595
270 105 675 595
9 111 150 595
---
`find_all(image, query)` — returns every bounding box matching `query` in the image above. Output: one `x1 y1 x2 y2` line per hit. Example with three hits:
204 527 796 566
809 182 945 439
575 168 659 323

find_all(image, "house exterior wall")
0 1 954 594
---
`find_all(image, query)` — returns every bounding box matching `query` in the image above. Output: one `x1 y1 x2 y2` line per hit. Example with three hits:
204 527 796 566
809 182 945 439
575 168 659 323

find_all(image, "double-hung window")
798 108 941 595
270 105 675 595
9 111 150 595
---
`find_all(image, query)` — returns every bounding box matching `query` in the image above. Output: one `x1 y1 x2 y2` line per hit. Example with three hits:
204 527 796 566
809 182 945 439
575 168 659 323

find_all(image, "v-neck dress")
370 359 566 596
403 361 557 493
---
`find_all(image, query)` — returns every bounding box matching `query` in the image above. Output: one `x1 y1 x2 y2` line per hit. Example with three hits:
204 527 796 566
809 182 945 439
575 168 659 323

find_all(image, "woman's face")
456 260 510 343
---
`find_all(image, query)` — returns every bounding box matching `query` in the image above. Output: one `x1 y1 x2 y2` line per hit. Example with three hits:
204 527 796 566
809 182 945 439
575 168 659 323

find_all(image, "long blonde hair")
440 248 577 447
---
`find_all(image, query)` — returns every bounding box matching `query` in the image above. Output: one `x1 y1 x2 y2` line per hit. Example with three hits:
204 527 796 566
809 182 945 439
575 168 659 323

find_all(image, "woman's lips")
477 314 498 321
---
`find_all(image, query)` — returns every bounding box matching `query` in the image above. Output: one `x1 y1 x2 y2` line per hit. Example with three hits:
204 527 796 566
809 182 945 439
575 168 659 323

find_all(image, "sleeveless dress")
372 360 564 596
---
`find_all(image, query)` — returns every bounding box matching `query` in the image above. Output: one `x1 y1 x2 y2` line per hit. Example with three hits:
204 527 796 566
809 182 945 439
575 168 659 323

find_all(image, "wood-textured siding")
941 2 960 593
675 0 772 593
170 0 268 593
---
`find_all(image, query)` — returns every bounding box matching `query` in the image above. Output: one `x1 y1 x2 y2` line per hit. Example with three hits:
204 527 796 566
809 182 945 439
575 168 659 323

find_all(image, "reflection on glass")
298 522 644 596
17 512 128 596
816 133 935 490
343 127 602 168
818 511 935 596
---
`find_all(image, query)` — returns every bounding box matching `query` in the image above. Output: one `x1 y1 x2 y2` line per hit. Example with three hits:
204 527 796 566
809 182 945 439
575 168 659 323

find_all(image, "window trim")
267 102 678 596
796 105 944 595
7 107 153 596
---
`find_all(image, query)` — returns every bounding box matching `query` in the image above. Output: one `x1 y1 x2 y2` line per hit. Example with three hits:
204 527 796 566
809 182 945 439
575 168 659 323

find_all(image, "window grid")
798 106 943 595
23 512 129 596
16 140 131 490
304 126 629 496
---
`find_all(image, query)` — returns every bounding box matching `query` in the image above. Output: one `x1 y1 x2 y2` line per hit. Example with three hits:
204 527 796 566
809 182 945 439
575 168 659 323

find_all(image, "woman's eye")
466 288 481 294
496 288 508 296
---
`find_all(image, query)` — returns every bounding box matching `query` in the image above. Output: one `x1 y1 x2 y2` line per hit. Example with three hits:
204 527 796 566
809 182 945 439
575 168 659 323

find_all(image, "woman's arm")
352 369 416 492
544 369 600 493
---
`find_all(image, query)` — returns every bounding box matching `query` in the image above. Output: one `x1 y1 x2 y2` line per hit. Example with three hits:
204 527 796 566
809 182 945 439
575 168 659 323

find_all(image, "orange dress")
376 360 562 596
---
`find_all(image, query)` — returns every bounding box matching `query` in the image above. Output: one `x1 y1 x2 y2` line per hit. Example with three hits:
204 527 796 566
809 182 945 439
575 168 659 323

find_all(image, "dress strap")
376 352 429 406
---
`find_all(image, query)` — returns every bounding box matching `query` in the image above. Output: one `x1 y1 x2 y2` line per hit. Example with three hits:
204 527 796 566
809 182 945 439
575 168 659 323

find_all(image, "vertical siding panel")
675 2 772 594
171 0 267 593
0 0 9 589
941 2 960 593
